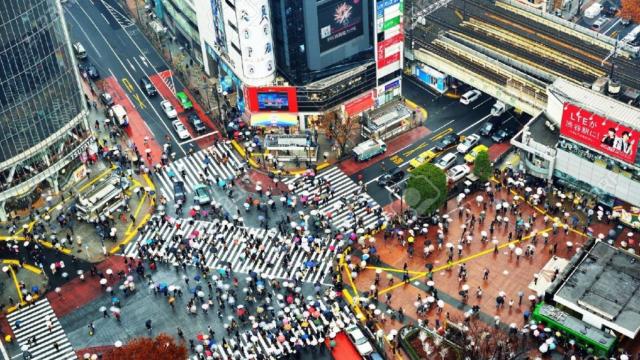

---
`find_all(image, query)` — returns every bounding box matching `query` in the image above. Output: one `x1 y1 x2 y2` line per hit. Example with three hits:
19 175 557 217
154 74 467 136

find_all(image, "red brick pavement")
339 127 431 176
47 256 129 318
350 185 613 333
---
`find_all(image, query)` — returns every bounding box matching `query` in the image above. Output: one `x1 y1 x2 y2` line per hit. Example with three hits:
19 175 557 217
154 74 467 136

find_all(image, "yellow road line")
23 264 43 275
0 236 25 241
8 266 24 304
126 192 147 234
431 127 453 141
2 259 20 266
376 228 551 296
110 213 151 254
364 265 425 275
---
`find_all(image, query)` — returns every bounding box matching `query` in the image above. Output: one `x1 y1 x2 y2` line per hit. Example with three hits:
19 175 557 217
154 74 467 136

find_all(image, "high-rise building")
0 0 92 220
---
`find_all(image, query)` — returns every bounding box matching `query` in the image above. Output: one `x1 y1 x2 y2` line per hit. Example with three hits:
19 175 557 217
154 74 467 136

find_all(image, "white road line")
604 18 622 35
179 131 220 145
472 97 492 109
66 6 185 153
65 10 102 58
101 13 110 24
385 185 402 199
431 119 455 134
133 57 146 73
126 58 135 71
459 113 492 135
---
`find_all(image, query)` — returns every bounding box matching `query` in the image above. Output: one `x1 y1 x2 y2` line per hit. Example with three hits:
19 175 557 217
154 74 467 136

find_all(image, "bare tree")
325 112 360 157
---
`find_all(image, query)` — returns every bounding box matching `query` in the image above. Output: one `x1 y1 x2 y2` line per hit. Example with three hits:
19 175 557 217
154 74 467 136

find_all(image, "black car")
378 169 405 187
491 125 518 142
188 114 207 133
86 64 100 79
99 92 114 106
140 76 157 96
174 181 186 204
434 133 461 152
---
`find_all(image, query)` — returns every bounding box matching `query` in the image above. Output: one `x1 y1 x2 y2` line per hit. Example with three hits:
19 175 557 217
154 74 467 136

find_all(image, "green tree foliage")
473 150 492 182
404 163 447 216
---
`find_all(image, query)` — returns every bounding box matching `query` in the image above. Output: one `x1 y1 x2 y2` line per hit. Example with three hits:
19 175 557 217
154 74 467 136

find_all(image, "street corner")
0 259 48 312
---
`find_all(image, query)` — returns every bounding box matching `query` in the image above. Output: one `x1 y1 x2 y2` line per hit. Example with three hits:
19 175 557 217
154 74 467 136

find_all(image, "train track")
456 0 640 89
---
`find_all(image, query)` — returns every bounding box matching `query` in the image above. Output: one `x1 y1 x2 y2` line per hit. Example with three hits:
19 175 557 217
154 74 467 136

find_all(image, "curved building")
0 0 91 220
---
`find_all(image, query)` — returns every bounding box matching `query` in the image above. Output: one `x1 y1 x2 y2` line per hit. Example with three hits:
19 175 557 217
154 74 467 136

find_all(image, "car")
176 91 193 110
346 326 374 357
193 184 211 205
86 64 100 79
464 144 489 163
377 169 405 187
592 17 608 31
99 92 114 107
140 76 157 96
408 149 439 171
161 100 178 119
456 134 481 154
435 153 458 170
491 125 518 142
479 117 502 137
460 89 482 105
188 114 207 133
172 120 190 140
72 42 87 59
434 133 461 152
173 181 186 204
601 5 618 17
447 164 471 183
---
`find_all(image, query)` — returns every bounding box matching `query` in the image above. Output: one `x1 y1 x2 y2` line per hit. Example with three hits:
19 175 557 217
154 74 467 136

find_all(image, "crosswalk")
155 142 244 201
7 298 76 360
202 297 357 360
284 166 386 232
124 219 338 283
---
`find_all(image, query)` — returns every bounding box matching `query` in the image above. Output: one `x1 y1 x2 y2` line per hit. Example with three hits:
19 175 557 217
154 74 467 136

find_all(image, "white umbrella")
99 278 107 285
515 248 523 256
462 284 469 291
437 300 444 308
115 341 123 348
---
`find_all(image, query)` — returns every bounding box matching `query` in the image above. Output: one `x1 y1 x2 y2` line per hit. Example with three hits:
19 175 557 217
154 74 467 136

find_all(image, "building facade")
513 78 640 208
156 0 202 63
0 0 91 220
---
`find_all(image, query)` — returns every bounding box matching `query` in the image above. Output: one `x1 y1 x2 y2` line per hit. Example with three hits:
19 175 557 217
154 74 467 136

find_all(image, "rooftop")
527 112 560 148
549 78 640 131
554 241 640 338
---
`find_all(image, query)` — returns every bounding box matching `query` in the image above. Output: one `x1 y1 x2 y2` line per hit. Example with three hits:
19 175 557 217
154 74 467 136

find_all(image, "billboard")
246 86 298 113
258 92 289 111
318 0 364 52
561 103 638 164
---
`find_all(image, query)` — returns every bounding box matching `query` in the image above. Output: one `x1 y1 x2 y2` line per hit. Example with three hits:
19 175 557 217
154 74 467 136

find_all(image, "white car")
447 164 471 182
172 120 190 140
460 89 482 105
435 153 457 170
456 134 481 154
161 100 178 119
346 325 374 356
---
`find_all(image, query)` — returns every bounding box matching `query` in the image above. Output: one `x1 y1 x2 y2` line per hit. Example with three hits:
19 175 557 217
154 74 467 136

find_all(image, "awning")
250 112 298 127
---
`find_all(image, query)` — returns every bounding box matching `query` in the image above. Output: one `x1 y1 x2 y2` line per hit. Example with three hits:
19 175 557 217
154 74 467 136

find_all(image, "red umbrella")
189 209 196 217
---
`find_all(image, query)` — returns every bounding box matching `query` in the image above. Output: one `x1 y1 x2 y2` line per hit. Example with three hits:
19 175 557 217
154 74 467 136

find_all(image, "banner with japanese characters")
561 102 638 164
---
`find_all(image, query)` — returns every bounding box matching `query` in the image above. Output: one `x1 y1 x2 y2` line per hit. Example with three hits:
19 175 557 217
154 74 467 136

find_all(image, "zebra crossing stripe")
126 220 337 283
156 142 242 201
284 166 386 231
7 298 76 360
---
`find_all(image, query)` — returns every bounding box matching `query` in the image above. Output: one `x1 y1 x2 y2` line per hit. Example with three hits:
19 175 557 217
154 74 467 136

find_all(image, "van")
592 17 607 31
111 104 128 126
72 42 87 59
76 175 130 222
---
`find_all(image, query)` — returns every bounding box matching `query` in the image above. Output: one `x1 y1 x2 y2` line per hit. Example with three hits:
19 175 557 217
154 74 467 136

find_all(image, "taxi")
464 144 489 163
408 149 438 172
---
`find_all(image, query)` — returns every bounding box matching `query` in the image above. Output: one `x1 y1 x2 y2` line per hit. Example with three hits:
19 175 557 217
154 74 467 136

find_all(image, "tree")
103 333 188 360
326 112 360 158
473 150 492 182
619 0 640 23
405 163 447 216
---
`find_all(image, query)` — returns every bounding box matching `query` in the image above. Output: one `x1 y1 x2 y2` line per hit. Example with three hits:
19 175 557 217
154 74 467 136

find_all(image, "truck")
584 3 603 19
490 100 512 116
353 139 387 161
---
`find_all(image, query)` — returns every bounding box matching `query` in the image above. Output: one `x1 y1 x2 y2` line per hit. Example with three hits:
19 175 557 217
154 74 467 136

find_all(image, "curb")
404 99 428 121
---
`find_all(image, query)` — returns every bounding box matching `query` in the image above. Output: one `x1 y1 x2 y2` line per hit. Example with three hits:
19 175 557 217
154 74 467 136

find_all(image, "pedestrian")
145 319 152 334
518 290 524 306
53 342 59 352
177 327 184 339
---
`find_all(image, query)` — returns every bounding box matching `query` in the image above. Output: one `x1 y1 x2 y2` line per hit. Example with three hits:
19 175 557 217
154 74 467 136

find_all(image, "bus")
532 303 617 357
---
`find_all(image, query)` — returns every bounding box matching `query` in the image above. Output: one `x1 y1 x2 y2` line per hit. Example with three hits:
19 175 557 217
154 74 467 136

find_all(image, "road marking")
604 18 622 35
66 6 185 153
132 93 146 108
133 56 147 73
430 119 455 135
179 131 220 145
139 55 150 68
403 141 428 157
472 96 492 109
101 13 110 24
121 77 134 91
385 185 402 199
459 113 492 134
126 58 135 71
431 127 453 141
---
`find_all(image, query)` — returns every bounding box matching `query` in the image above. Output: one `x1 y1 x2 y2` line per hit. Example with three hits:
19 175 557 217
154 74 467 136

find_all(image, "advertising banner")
246 86 298 113
318 0 364 52
561 102 638 164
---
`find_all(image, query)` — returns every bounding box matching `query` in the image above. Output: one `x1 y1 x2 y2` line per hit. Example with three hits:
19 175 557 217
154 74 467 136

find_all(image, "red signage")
245 86 298 113
344 91 374 117
377 33 403 69
561 102 638 164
